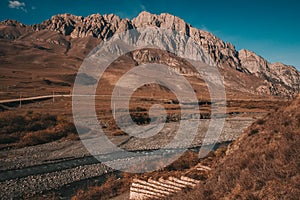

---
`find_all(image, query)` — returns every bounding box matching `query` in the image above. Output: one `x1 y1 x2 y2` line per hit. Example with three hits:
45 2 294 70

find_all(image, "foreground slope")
174 94 300 199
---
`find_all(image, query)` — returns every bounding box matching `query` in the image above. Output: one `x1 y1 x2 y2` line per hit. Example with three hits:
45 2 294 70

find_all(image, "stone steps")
129 175 200 200
195 164 211 172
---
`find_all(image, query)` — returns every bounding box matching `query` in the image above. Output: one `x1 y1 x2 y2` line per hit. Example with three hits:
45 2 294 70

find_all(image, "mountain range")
0 11 299 98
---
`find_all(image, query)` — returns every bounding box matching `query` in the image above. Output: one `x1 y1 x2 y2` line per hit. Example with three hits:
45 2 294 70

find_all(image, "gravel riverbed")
0 115 260 199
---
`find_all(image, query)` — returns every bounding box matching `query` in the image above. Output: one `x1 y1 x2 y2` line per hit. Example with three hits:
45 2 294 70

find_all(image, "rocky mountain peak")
133 11 189 35
132 12 299 97
133 12 242 71
0 11 298 97
0 19 31 39
32 11 300 97
39 13 80 35
238 49 269 74
37 13 133 39
238 48 299 95
0 19 25 27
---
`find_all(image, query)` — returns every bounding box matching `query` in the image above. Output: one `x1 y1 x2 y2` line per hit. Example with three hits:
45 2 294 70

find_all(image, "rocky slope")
0 11 299 97
35 13 133 39
0 20 33 39
239 49 299 96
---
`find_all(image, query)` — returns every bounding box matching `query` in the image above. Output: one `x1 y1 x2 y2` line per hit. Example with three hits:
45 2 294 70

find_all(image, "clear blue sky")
1 0 299 70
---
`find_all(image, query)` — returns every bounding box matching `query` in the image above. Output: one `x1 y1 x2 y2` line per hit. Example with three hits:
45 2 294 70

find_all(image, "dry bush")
0 112 77 148
72 174 132 200
166 151 200 171
249 128 259 136
256 118 265 125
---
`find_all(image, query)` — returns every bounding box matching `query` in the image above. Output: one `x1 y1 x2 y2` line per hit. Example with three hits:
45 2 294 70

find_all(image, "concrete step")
129 176 200 200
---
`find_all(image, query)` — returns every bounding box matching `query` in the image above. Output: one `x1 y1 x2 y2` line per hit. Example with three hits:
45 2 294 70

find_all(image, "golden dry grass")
171 95 300 200
0 112 78 149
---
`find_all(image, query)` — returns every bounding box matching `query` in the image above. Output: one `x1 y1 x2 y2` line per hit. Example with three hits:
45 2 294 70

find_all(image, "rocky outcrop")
131 12 299 97
37 13 133 39
132 12 299 97
0 19 26 27
239 49 300 96
131 49 197 76
133 12 242 71
32 12 243 71
0 20 33 39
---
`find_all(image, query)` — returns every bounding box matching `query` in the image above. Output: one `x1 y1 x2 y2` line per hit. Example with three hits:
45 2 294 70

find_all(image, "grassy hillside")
172 94 300 200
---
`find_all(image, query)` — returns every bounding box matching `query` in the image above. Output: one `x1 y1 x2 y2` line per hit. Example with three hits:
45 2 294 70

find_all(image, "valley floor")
0 114 258 199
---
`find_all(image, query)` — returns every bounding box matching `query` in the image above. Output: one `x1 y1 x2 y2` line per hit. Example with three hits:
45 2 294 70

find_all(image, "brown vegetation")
171 95 300 199
0 112 78 149
71 146 229 200
72 174 131 200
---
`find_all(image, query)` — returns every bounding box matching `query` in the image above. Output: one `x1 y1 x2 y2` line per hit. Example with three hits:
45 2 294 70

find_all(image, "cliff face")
238 49 299 96
133 12 242 71
35 13 133 39
0 11 299 97
132 12 299 96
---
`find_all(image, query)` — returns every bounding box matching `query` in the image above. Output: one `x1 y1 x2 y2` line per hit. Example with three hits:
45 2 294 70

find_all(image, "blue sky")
1 0 299 70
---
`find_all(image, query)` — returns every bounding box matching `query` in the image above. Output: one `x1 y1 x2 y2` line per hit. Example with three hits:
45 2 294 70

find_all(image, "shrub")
19 128 67 147
249 128 259 136
166 151 200 171
256 119 265 125
72 174 130 200
0 112 78 148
